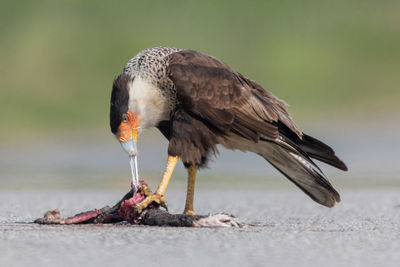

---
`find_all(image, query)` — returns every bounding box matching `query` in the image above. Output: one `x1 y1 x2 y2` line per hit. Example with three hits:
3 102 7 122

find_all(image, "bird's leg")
183 165 197 215
135 155 178 214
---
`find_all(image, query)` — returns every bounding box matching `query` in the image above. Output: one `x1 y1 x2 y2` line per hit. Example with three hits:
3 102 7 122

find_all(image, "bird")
110 46 348 215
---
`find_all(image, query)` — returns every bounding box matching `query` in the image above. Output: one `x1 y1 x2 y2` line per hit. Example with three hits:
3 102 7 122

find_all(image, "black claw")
161 203 168 211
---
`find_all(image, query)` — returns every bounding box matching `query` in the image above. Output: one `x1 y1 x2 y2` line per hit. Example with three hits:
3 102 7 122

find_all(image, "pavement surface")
1 189 400 267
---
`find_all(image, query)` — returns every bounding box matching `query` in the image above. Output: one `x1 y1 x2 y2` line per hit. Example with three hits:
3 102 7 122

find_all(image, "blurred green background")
0 0 399 190
1 0 399 139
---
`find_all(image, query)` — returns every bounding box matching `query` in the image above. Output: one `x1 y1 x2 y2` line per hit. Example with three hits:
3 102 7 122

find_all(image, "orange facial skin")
117 111 140 142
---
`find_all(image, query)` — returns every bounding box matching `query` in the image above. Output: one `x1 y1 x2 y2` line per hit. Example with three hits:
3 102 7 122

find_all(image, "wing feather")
166 50 302 141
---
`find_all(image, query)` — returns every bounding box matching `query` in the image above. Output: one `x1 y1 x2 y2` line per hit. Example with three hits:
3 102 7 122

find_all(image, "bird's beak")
117 112 139 157
118 125 139 158
120 138 138 158
116 111 141 189
118 127 140 190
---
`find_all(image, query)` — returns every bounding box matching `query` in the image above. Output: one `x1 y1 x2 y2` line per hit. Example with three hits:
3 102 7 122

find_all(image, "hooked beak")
120 136 139 191
116 110 141 189
120 138 138 158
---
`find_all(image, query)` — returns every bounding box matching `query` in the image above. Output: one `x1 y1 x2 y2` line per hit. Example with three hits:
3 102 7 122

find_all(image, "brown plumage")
111 47 347 209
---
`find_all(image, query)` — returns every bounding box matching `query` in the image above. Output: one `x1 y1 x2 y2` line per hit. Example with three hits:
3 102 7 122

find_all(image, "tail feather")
224 132 344 207
299 134 348 171
257 140 341 207
278 122 348 171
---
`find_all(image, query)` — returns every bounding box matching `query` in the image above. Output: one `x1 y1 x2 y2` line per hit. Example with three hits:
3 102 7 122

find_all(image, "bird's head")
110 75 141 157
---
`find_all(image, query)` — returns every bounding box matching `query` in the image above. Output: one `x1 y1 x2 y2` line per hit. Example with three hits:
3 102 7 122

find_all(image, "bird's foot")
184 210 196 216
134 186 168 214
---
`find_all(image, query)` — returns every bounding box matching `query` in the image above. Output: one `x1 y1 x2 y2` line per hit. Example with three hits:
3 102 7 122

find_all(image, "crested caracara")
110 47 347 215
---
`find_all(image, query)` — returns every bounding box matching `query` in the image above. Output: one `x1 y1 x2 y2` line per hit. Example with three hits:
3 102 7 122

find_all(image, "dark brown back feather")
166 50 302 142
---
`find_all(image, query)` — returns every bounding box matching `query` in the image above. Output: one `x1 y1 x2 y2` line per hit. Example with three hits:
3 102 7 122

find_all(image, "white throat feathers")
127 76 169 129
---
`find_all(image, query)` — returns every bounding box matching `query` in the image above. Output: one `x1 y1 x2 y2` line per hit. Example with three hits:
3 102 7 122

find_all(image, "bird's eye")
122 114 129 122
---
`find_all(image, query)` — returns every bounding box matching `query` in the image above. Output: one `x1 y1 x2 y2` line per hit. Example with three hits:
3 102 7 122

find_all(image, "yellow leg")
156 155 179 196
184 166 197 215
135 155 178 213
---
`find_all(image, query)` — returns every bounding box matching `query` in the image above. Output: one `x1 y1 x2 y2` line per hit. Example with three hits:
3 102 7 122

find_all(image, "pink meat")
119 192 145 223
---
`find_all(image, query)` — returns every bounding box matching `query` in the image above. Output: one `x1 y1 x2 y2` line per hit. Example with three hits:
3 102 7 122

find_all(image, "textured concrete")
1 189 400 267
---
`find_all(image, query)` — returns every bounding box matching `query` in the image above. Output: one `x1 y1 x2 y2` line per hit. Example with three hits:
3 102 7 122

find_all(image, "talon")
139 184 153 197
134 193 167 214
134 203 144 214
184 210 196 216
160 201 168 211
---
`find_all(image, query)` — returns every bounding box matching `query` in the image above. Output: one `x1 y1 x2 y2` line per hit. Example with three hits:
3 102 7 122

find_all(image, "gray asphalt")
1 189 400 267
